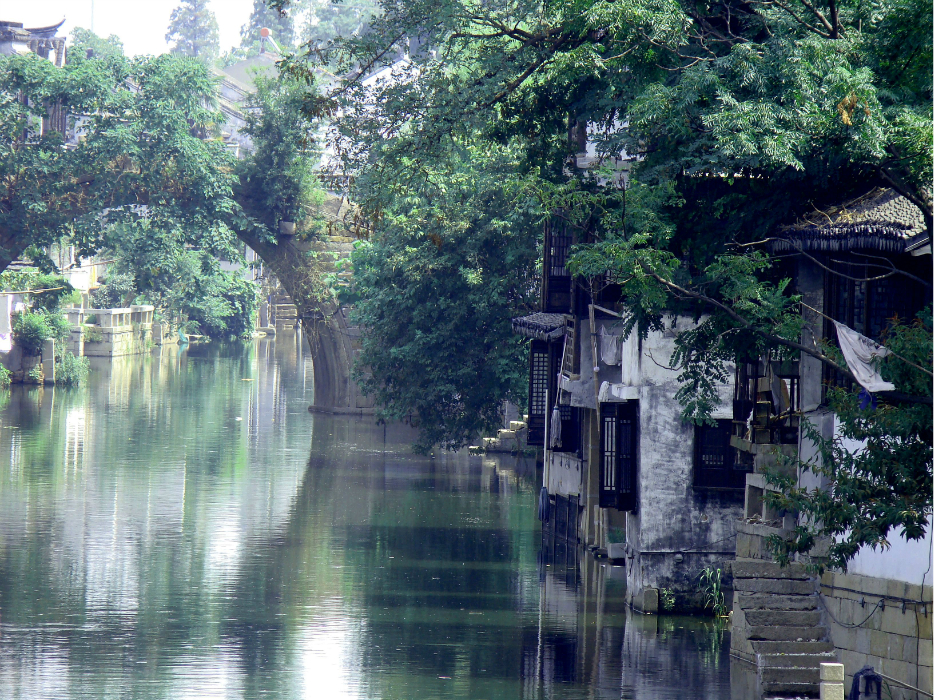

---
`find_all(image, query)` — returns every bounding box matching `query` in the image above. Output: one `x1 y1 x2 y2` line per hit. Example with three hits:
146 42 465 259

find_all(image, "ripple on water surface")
0 332 734 699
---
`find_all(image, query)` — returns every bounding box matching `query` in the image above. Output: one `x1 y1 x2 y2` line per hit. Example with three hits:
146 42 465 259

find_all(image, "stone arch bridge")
236 207 373 415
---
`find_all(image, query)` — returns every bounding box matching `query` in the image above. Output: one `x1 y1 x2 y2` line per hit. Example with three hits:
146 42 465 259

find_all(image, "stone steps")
734 578 816 595
745 610 822 627
309 241 355 253
747 625 826 642
761 666 819 685
736 593 818 611
752 641 834 655
761 681 820 698
732 558 832 699
759 651 836 668
733 561 811 580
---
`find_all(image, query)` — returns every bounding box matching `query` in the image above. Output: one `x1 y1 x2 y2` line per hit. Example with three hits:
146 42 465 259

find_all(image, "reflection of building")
514 212 744 612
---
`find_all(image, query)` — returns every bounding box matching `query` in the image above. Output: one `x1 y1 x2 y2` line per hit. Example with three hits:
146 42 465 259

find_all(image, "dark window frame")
527 340 549 446
599 402 638 511
694 419 749 490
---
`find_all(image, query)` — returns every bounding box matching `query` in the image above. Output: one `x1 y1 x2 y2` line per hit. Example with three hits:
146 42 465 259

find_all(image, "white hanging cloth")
549 406 562 448
599 327 621 365
832 321 894 393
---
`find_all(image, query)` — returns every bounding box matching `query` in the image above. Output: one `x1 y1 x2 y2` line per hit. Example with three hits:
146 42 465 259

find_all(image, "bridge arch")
235 227 372 414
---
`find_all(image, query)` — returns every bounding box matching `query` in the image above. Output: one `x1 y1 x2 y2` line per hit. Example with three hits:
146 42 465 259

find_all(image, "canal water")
0 333 732 699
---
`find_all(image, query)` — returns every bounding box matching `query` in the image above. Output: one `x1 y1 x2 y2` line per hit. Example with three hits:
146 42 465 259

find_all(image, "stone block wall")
820 570 932 700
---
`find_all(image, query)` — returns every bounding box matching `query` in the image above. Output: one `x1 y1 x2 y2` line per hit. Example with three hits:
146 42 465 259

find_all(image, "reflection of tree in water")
657 615 728 671
0 340 320 697
218 415 382 693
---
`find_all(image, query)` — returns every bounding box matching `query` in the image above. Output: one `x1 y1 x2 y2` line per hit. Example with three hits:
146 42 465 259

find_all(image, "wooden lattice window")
694 420 747 489
527 341 549 446
549 228 572 277
599 402 637 511
543 213 573 313
530 348 548 416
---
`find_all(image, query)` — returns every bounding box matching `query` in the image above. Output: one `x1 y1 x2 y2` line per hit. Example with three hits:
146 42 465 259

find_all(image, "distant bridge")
236 202 373 415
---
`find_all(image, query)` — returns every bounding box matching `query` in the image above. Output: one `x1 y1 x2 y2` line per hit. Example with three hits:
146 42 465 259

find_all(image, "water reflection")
0 332 733 699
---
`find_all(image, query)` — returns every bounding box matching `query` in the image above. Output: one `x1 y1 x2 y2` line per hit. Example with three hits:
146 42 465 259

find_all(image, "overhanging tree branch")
643 268 933 404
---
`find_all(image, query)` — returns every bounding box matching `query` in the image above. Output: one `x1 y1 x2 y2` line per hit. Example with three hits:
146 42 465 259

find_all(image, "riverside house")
512 211 746 614
728 188 933 700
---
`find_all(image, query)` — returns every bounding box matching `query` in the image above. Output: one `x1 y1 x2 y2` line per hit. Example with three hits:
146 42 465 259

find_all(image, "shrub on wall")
55 351 90 387
12 311 71 355
13 312 52 355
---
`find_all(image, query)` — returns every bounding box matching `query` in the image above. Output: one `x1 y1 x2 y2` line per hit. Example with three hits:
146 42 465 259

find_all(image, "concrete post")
820 662 845 700
41 339 55 385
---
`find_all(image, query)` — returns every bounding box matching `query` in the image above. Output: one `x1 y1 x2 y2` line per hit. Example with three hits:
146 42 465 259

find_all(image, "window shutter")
599 402 638 511
527 341 548 446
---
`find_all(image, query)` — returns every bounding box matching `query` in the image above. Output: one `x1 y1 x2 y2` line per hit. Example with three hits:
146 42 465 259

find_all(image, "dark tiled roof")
772 188 927 254
512 313 566 340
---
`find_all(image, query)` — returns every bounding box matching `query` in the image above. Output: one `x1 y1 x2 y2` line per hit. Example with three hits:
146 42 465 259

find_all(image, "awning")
511 313 567 341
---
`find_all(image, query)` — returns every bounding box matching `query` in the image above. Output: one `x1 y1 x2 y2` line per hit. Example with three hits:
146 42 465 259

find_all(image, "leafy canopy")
349 142 541 452
269 0 934 563
166 0 221 60
0 40 242 271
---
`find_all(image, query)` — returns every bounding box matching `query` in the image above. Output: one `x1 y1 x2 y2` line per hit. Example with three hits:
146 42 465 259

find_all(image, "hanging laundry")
599 327 621 365
549 405 562 448
832 321 895 393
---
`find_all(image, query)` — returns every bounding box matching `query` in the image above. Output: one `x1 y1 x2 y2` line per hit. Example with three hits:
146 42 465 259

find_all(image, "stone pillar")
0 295 11 336
820 662 845 700
41 338 55 385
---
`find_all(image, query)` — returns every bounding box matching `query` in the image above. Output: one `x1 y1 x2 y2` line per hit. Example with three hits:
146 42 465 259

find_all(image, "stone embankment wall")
819 570 932 700
64 306 155 357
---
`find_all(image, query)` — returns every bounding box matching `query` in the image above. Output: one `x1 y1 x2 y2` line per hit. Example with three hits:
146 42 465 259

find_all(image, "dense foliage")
54 351 90 387
236 73 322 230
12 311 70 356
3 273 75 356
268 0 932 561
0 42 243 272
765 311 933 572
94 221 259 339
349 145 540 452
0 32 298 340
68 28 124 61
166 0 220 60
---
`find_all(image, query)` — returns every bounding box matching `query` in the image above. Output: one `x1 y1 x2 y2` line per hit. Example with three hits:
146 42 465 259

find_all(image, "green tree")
68 27 124 61
165 0 220 60
297 0 378 47
235 72 321 230
0 36 241 274
349 144 540 452
271 0 932 561
764 312 932 572
94 219 259 339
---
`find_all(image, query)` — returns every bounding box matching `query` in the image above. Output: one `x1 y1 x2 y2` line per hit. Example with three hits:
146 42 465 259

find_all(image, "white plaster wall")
625 317 741 554
615 316 733 418
548 452 583 496
833 415 934 586
845 529 933 586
